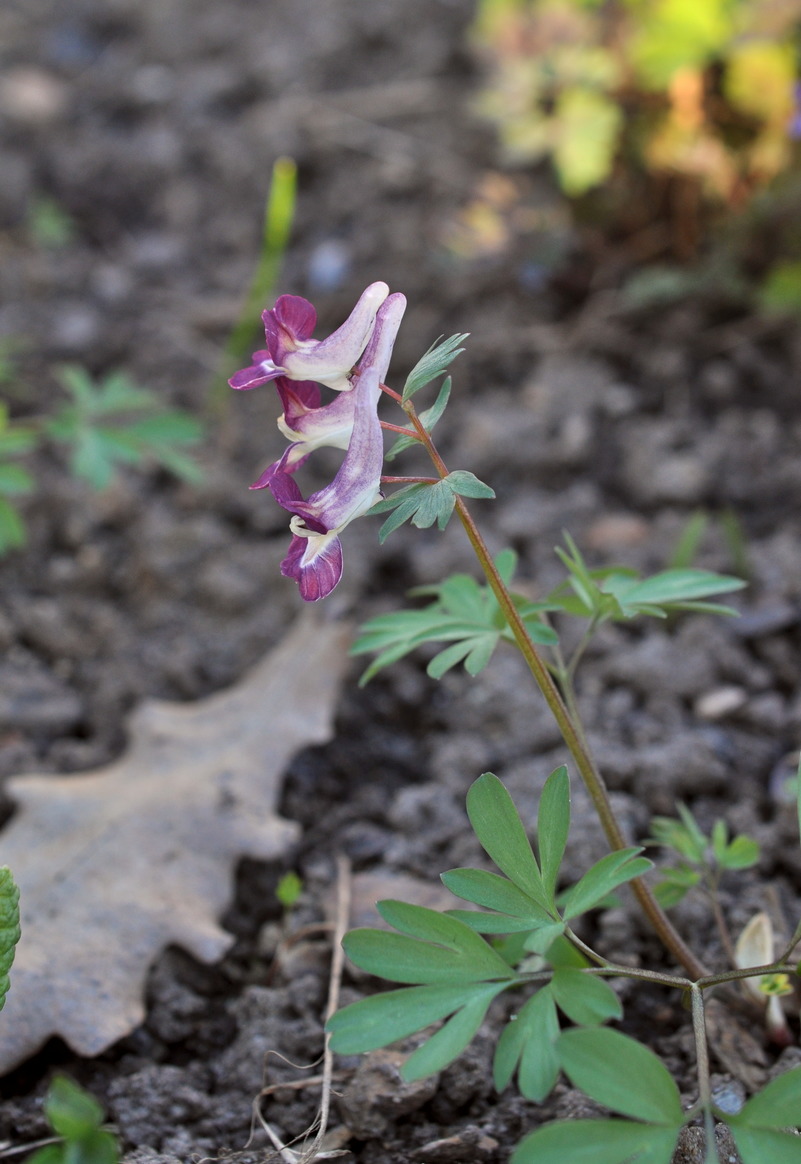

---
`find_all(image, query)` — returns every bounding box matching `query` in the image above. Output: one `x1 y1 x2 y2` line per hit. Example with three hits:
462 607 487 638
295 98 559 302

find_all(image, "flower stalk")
399 393 708 979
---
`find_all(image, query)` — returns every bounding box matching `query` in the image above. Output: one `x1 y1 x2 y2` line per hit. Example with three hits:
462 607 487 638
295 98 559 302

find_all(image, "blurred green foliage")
472 0 801 238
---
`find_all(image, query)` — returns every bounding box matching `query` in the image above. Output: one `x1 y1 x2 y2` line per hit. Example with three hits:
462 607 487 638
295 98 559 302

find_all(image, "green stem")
690 986 720 1163
401 398 708 980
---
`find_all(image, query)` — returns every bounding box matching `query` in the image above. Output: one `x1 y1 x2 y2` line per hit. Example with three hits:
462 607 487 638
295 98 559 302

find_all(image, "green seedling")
276 870 303 910
0 866 20 1013
27 1077 119 1164
45 366 204 490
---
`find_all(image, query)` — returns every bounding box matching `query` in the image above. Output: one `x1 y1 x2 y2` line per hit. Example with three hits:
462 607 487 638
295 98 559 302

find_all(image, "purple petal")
263 295 318 361
274 377 322 422
281 531 344 601
291 366 384 532
249 444 310 489
279 386 357 450
228 359 282 390
282 281 389 390
359 293 407 384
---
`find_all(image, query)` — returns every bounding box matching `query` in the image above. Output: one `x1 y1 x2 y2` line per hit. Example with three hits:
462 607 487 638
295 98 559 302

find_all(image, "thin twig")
254 855 353 1164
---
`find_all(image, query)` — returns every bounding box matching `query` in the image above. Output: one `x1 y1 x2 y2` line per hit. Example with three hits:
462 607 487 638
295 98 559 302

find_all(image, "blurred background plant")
0 359 204 558
469 0 801 277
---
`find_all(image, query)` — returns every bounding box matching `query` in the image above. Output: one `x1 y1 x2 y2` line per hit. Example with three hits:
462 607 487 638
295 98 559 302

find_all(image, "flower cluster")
230 283 406 600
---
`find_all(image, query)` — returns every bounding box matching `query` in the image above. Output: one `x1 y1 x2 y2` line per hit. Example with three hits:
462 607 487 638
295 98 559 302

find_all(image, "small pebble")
694 686 747 721
0 67 68 124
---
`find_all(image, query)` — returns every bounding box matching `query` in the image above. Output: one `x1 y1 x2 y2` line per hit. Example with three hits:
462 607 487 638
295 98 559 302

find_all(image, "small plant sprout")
232 283 801 1161
0 404 37 553
276 870 303 910
646 804 760 960
0 364 205 557
27 1076 119 1164
45 366 204 490
735 913 794 1047
0 866 20 1013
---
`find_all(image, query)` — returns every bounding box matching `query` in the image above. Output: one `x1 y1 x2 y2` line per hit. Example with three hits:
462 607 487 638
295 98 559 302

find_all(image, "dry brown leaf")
0 617 350 1072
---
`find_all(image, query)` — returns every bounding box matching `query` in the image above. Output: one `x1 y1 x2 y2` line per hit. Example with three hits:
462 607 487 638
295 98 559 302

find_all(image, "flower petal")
280 530 344 601
282 281 389 390
263 295 318 360
274 377 322 422
228 358 282 390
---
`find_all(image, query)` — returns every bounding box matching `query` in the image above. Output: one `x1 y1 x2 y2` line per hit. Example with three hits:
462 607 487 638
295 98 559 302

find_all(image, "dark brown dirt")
1 1 800 1161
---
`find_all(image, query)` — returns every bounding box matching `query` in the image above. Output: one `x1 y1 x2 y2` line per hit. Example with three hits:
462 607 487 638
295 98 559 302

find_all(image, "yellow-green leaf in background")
553 87 622 194
725 40 795 125
627 0 733 89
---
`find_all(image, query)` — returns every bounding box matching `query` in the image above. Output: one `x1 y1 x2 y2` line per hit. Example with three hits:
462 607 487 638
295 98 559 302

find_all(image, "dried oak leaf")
0 617 350 1072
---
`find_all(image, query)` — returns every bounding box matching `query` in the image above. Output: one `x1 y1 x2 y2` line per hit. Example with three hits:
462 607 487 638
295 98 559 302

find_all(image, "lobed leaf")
550 967 621 1026
403 334 468 402
344 900 516 984
557 1028 684 1125
728 1126 801 1164
493 986 560 1100
402 983 509 1079
561 849 652 920
511 1119 681 1164
467 774 549 910
537 766 570 901
444 470 495 500
327 981 506 1055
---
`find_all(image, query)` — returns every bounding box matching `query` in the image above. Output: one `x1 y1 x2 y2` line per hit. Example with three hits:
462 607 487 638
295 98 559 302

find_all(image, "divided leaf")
511 1119 681 1164
352 554 557 683
327 980 508 1057
45 366 204 489
343 901 516 984
551 533 745 622
557 1028 684 1125
550 967 621 1026
386 376 452 460
467 774 550 910
369 471 495 543
561 848 652 920
402 985 507 1079
494 987 560 1100
403 334 468 401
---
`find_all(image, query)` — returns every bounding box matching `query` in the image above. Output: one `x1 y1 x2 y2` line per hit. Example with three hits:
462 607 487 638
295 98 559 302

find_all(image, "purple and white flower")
229 281 389 393
265 291 406 600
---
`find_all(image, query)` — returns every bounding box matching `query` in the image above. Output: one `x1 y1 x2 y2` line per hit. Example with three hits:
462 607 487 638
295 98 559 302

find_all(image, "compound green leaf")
731 1067 801 1129
728 1126 801 1164
441 867 553 923
550 967 621 1026
327 981 504 1054
467 774 548 910
561 849 652 920
444 470 495 499
538 766 570 902
511 1119 680 1164
494 987 560 1100
403 334 468 401
402 981 509 1079
557 1028 684 1125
